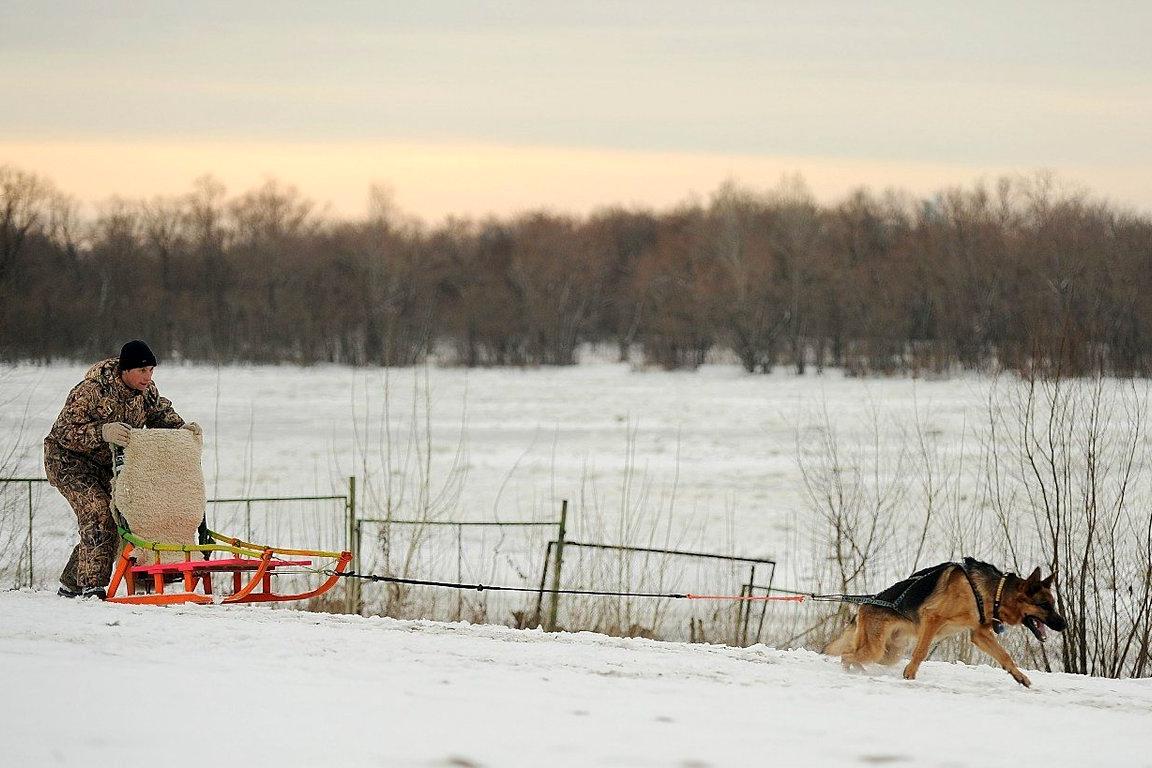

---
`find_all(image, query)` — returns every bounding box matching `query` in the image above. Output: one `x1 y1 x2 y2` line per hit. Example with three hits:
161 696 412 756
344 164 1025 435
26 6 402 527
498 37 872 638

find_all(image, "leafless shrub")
349 365 470 618
548 425 760 644
799 375 1152 677
0 371 34 588
985 372 1152 676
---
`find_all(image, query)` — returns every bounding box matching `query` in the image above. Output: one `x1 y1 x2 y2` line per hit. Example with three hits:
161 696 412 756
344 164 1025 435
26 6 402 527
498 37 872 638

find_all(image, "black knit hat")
118 340 157 371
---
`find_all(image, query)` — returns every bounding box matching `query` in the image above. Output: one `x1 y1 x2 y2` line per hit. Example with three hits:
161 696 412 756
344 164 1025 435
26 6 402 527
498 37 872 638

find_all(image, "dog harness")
959 557 1008 634
823 562 956 621
818 559 1011 631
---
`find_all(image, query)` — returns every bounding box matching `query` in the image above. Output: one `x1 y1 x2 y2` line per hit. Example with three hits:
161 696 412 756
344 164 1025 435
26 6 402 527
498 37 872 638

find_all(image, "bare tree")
0 165 54 282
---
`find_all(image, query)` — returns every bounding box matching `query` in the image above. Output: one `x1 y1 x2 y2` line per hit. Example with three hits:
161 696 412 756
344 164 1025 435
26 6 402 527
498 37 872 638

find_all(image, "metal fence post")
346 475 359 614
533 540 554 628
546 499 568 632
456 523 464 621
27 481 34 588
739 565 756 646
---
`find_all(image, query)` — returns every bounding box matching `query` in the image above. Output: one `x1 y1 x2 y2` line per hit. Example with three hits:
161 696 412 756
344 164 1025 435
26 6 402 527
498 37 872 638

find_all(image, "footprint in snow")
859 755 910 764
437 757 482 768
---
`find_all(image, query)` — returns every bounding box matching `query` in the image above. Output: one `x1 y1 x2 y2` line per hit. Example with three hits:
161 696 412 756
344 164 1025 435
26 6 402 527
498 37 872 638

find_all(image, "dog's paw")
901 664 918 680
1014 672 1032 688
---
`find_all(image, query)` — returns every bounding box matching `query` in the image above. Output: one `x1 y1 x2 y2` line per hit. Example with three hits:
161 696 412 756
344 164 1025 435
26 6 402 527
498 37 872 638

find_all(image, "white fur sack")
113 428 206 565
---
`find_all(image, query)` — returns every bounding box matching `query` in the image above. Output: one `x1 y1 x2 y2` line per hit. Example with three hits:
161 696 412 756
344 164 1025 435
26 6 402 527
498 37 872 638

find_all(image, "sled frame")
106 528 352 606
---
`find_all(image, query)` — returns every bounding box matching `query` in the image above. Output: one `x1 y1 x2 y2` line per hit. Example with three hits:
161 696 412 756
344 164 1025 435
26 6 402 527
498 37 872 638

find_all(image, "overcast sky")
2 1 1148 219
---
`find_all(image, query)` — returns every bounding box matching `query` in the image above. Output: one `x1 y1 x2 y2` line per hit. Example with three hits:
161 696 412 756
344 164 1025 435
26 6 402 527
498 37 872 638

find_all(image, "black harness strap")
958 559 987 625
960 557 1008 634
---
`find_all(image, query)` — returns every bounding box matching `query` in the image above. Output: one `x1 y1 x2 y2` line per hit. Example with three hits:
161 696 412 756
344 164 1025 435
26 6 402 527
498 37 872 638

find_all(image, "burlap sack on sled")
112 428 206 564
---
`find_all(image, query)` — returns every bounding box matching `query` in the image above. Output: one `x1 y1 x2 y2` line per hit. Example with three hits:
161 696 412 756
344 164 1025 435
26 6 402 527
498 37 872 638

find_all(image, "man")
43 340 201 599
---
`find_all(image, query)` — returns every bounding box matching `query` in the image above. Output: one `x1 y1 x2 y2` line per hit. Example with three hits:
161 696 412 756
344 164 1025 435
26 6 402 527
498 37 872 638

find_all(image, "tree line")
2 165 1151 375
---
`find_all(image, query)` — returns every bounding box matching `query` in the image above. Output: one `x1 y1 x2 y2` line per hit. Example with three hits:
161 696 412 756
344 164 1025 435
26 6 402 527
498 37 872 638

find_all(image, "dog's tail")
823 614 857 656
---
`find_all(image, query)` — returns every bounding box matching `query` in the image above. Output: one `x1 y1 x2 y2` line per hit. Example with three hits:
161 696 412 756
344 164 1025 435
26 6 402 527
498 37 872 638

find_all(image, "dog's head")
1013 568 1066 642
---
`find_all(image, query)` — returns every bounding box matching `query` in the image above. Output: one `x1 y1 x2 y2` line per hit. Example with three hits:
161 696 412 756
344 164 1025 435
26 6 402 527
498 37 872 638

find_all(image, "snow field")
1 590 1148 768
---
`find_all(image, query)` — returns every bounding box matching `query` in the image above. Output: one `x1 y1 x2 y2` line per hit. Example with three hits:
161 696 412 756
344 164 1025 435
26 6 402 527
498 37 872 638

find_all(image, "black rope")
330 570 692 599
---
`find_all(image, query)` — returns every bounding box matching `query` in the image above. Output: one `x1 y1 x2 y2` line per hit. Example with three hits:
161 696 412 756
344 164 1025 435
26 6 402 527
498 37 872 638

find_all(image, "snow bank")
1 590 1147 767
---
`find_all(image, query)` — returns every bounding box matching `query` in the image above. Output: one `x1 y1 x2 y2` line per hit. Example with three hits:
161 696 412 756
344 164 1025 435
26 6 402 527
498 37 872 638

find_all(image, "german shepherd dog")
825 559 1066 687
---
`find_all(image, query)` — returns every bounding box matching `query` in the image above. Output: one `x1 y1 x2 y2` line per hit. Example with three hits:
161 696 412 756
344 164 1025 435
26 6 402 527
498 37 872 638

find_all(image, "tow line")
324 570 879 603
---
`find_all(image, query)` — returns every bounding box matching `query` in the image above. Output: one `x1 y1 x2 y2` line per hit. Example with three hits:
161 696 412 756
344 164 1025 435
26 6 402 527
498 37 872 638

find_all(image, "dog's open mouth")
1024 616 1048 642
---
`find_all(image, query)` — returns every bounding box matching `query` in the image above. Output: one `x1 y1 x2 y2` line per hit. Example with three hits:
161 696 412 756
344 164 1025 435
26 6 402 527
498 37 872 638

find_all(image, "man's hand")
101 422 132 447
183 422 203 438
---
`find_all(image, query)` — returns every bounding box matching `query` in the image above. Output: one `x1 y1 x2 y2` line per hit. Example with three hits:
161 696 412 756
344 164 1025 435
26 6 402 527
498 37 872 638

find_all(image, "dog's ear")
1025 567 1042 585
1041 573 1056 588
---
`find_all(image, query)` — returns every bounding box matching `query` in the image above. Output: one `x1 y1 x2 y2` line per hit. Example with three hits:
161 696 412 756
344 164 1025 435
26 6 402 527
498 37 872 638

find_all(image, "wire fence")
538 539 776 644
354 517 557 625
206 494 349 554
4 475 786 646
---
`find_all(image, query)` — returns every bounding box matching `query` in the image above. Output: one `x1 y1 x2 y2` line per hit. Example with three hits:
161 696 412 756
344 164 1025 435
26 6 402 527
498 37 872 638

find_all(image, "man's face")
120 366 154 392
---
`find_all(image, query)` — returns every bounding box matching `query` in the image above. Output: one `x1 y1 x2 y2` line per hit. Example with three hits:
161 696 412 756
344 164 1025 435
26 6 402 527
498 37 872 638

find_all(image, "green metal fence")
353 509 562 622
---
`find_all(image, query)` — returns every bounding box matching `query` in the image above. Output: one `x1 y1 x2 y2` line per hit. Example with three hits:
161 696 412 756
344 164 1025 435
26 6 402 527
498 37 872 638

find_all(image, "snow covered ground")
3 363 1149 764
2 589 1149 768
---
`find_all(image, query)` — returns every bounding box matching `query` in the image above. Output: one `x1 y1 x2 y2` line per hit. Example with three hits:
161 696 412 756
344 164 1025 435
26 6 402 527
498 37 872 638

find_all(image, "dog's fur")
824 561 1066 687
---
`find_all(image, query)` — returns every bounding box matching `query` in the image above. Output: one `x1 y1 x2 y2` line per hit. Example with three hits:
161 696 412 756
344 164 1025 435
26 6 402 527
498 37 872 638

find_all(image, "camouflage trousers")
45 448 118 590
